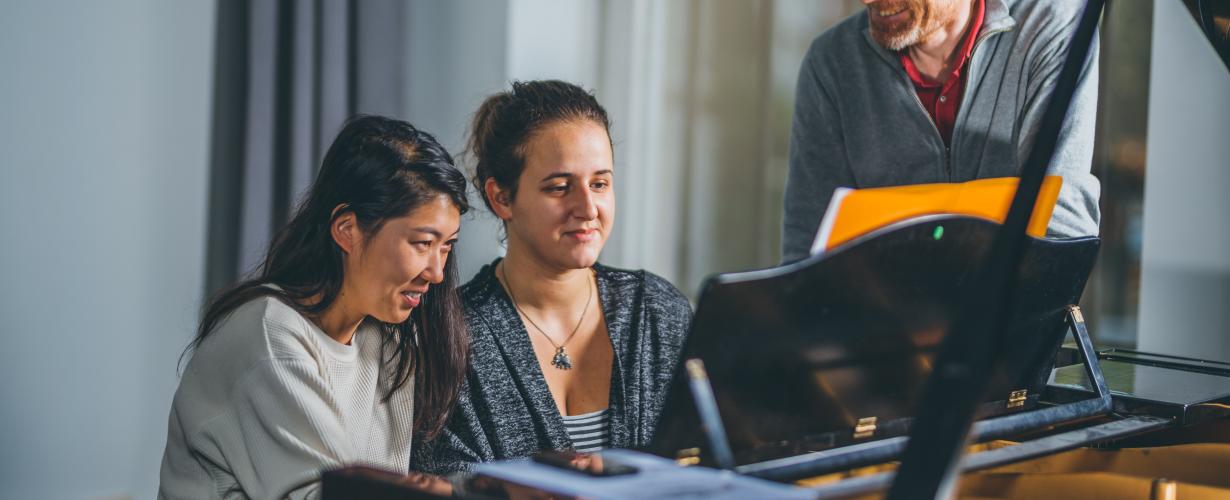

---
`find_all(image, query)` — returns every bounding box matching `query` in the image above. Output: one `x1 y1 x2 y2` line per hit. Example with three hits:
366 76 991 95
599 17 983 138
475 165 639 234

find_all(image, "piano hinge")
1151 478 1178 500
1008 389 1028 408
854 417 877 439
675 447 701 466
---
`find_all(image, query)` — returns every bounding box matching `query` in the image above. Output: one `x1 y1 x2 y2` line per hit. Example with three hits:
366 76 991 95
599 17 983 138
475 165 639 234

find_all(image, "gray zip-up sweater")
410 260 692 475
782 0 1100 263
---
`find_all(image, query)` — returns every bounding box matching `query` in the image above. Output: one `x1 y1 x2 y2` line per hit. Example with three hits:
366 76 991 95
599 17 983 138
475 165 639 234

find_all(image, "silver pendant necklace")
501 263 594 371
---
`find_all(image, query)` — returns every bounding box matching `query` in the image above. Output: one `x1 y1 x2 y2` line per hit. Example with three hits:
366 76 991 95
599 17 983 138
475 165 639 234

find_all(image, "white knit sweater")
158 295 415 500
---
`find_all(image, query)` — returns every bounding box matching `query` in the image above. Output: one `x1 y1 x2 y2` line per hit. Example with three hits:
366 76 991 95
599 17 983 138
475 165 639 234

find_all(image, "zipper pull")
945 147 952 177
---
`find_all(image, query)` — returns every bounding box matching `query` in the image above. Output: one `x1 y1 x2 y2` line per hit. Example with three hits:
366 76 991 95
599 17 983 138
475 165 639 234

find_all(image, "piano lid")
649 216 1100 466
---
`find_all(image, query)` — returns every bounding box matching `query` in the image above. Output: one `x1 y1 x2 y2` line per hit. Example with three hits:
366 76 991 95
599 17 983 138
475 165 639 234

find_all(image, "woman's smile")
564 227 600 242
400 288 425 308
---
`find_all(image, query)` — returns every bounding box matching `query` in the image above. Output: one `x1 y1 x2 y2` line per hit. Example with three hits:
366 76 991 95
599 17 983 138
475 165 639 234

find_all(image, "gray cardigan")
782 0 1101 263
411 260 692 475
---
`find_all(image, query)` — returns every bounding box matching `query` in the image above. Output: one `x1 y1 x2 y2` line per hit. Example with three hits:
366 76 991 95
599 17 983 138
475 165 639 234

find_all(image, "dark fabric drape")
205 0 409 296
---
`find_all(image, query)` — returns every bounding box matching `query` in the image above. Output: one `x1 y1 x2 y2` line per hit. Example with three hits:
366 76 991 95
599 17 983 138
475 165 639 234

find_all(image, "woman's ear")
330 205 361 254
485 178 514 221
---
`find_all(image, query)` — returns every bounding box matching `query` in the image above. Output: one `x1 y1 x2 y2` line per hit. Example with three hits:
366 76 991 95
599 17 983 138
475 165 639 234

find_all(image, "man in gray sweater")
782 0 1100 263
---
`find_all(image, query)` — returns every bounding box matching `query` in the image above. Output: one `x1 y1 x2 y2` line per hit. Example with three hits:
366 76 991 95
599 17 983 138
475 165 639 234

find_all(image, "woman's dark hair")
467 80 612 212
185 114 470 440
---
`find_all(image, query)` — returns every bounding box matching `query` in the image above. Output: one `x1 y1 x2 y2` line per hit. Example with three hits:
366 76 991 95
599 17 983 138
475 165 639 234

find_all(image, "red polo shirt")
899 0 985 147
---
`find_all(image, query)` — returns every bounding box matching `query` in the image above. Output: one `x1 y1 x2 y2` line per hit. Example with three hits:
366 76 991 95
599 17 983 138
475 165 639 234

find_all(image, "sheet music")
474 450 813 499
810 187 853 256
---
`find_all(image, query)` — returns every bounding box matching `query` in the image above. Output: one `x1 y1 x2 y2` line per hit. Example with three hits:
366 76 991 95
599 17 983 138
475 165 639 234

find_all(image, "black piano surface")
1049 349 1230 425
649 215 1100 466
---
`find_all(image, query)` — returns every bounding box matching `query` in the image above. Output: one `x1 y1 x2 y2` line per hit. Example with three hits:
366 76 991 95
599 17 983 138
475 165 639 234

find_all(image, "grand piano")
322 0 1230 497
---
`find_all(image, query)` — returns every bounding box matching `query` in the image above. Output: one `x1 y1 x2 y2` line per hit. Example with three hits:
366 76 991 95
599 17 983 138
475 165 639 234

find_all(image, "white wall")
404 0 511 282
1136 0 1230 360
0 1 214 498
404 0 606 281
505 0 602 87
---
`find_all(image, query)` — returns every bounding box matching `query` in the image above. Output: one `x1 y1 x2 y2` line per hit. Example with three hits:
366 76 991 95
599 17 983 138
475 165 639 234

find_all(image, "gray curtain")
205 0 409 295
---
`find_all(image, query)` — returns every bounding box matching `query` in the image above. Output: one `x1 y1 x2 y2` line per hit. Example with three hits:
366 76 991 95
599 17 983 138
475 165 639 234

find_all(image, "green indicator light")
933 225 945 240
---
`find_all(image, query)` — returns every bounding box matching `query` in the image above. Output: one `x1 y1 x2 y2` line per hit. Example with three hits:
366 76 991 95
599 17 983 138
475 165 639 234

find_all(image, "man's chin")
871 28 919 51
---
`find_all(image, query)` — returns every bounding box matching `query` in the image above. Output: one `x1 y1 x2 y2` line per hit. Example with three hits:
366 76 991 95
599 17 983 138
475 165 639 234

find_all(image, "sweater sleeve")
640 274 693 445
1018 18 1101 238
409 379 485 476
783 39 856 264
211 357 356 500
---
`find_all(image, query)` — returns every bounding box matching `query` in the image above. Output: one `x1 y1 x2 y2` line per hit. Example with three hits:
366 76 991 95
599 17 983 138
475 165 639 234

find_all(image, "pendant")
551 347 573 370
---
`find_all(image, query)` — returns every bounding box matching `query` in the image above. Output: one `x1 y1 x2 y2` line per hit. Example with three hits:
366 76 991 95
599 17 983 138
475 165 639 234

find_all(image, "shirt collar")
899 0 987 88
862 0 1016 69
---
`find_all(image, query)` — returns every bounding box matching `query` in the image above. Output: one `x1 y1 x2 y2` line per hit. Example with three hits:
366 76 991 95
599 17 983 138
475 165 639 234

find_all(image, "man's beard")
867 1 928 51
871 24 923 51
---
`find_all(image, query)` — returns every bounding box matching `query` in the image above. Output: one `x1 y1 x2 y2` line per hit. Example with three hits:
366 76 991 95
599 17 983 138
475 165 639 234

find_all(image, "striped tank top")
562 408 611 453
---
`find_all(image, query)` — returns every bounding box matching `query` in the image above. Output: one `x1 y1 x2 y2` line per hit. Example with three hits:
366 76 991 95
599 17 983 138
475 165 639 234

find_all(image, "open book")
810 176 1063 256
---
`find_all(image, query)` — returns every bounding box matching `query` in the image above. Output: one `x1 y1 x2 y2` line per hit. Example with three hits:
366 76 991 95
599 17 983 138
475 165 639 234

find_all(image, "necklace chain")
500 263 594 355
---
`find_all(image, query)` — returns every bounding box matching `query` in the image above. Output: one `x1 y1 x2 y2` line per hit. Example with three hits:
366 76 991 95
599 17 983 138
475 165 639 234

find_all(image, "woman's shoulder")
594 264 692 357
192 294 321 369
457 260 503 311
220 294 312 338
177 295 323 413
455 260 519 346
593 263 692 314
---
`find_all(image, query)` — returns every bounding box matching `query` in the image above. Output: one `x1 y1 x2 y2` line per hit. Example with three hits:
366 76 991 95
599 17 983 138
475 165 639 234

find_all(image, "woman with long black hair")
159 115 469 499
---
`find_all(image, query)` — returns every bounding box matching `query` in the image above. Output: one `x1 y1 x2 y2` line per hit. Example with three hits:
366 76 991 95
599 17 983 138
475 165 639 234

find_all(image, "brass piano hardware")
675 447 701 466
1008 389 1028 409
853 417 877 439
1068 304 1085 324
1150 478 1177 500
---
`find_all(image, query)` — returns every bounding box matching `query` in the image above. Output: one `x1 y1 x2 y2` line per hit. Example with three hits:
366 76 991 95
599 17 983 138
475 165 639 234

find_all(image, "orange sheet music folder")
810 176 1063 255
